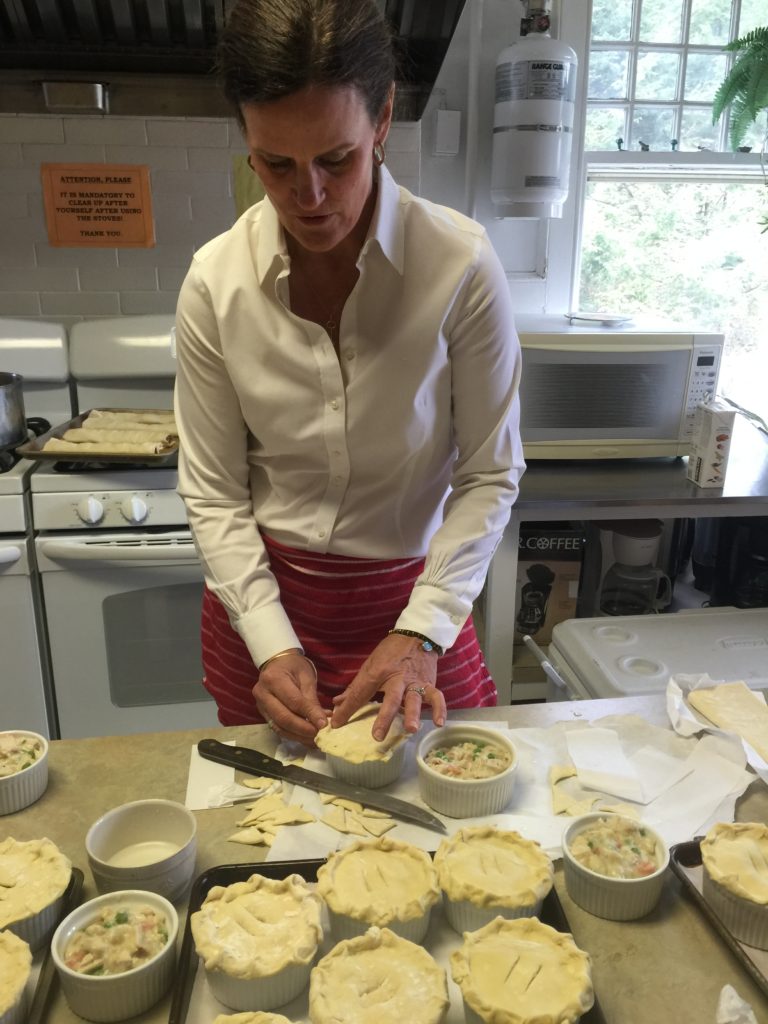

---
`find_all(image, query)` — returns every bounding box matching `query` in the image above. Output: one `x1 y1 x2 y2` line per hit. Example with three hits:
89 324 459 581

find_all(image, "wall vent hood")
0 0 466 120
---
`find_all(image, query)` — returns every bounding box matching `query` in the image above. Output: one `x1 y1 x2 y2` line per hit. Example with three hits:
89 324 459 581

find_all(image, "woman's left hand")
331 633 446 741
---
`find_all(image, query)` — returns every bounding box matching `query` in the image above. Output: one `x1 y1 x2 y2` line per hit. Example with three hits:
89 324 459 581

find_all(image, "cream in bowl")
50 890 178 1024
416 725 518 818
86 798 197 903
0 730 49 816
562 813 669 921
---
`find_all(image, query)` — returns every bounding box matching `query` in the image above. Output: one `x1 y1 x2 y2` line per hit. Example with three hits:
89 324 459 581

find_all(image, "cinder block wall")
0 114 421 327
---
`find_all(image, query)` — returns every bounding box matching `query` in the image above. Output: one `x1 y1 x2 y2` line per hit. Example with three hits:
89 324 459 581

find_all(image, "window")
570 0 768 419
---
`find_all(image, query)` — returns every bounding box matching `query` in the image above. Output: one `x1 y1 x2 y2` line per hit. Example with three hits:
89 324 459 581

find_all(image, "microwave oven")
515 315 725 459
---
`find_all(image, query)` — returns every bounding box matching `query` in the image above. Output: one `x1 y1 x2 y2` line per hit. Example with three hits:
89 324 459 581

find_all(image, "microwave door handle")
0 545 22 566
37 538 197 564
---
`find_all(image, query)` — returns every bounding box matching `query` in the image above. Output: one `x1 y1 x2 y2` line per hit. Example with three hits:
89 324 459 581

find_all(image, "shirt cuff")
234 601 303 670
395 583 470 654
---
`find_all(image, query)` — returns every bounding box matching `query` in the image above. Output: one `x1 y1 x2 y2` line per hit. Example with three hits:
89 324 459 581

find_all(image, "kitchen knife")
197 737 448 834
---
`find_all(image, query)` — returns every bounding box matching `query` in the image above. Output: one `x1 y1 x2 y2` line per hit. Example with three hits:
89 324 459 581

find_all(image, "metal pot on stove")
0 372 26 450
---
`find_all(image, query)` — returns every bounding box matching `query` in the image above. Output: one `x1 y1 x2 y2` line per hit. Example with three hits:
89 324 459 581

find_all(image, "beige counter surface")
4 695 768 1023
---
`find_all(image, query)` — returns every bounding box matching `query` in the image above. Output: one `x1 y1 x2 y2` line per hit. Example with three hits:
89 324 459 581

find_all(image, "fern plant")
712 26 768 150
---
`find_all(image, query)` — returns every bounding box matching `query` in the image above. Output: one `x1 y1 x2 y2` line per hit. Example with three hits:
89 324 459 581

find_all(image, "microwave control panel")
682 343 723 437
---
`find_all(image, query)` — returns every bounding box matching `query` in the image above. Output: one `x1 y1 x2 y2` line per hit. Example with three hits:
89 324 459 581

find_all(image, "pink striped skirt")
201 533 497 726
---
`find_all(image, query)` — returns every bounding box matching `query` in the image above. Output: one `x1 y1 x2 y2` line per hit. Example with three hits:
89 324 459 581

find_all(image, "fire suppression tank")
491 1 578 219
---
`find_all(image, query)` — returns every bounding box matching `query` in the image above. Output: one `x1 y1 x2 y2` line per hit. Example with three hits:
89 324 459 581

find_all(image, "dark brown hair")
217 0 395 127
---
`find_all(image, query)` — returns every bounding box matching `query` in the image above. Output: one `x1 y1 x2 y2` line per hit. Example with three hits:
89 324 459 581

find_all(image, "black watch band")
387 628 444 656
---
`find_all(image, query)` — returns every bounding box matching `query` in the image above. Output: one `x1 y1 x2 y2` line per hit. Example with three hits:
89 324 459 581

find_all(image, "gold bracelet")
258 648 304 672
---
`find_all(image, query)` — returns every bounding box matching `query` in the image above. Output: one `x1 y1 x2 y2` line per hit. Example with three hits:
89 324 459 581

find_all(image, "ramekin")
416 726 518 818
326 740 406 789
0 731 49 816
206 962 313 1012
562 813 669 921
9 891 66 952
702 872 768 949
0 931 32 1024
50 890 178 1023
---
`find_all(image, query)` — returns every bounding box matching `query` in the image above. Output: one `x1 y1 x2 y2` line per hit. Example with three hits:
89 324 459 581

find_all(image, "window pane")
639 0 684 43
685 53 728 101
589 50 630 99
679 106 721 149
592 0 635 41
739 0 768 35
631 106 677 149
585 107 628 150
636 50 681 101
578 180 768 419
689 0 733 45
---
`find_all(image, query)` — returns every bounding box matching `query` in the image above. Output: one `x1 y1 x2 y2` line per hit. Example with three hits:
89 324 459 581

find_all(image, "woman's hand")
331 634 446 741
252 650 328 745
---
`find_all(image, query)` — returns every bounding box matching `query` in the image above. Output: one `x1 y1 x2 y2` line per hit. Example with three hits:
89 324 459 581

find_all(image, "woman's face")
241 84 392 255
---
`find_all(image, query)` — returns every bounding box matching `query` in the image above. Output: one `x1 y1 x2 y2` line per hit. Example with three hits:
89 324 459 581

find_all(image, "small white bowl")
0 731 49 816
562 813 669 921
416 726 518 818
86 799 197 903
50 890 178 1023
326 741 407 789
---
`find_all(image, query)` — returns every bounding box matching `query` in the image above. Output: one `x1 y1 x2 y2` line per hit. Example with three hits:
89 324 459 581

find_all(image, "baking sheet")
15 408 179 465
670 840 768 1000
26 867 84 1024
169 860 607 1024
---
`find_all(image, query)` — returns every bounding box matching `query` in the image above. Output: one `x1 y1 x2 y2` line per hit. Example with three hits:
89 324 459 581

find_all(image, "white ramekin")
0 731 49 816
8 891 66 953
416 726 518 818
562 813 669 921
327 904 432 944
0 931 31 1024
702 872 768 949
50 890 178 1023
443 894 543 934
326 740 407 789
205 962 314 1012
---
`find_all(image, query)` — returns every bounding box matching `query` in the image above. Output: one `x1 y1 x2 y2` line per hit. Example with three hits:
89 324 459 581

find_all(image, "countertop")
6 696 768 1024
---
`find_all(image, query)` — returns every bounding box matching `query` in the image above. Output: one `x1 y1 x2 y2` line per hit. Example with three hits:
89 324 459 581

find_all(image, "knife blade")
197 738 447 835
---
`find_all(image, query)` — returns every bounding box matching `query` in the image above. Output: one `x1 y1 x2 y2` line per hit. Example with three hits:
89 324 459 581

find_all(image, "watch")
387 628 444 656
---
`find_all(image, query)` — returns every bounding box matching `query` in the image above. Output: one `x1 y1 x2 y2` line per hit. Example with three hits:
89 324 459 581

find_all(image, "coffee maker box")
514 525 585 646
687 399 737 489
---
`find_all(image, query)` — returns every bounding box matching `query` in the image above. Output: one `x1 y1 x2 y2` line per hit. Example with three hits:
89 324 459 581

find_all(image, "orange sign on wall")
41 163 155 247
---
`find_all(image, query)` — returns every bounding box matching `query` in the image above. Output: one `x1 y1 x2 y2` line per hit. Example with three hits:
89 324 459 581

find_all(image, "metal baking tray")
16 408 179 466
169 859 607 1024
670 839 768 999
27 867 84 1024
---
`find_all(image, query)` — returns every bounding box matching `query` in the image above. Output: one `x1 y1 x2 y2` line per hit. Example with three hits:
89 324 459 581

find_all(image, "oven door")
0 535 52 736
35 529 218 739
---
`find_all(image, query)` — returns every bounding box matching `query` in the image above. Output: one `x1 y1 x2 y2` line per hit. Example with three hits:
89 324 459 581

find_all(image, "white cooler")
546 606 768 701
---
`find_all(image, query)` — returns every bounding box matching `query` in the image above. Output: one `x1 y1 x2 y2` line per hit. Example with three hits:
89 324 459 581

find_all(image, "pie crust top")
212 1015 295 1024
701 822 768 904
687 682 768 761
0 930 32 1016
434 827 553 908
309 925 448 1024
450 916 594 1024
0 837 72 929
316 837 440 925
315 703 407 764
190 873 322 979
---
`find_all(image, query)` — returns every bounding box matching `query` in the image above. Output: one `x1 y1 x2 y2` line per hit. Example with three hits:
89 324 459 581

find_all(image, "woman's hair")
217 0 396 127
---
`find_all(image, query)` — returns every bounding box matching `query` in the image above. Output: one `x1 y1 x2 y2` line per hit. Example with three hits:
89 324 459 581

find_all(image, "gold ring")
405 685 427 698
266 718 277 731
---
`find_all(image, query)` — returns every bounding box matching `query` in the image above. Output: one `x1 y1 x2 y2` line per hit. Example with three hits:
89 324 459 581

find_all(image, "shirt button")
334 475 343 483
345 349 356 361
317 529 326 539
332 450 342 457
330 399 340 410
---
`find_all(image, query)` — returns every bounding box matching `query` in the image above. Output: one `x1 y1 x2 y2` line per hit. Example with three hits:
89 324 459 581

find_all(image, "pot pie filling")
309 925 448 1024
701 822 768 904
0 733 44 778
0 929 32 1015
315 703 407 764
63 903 169 976
568 817 659 879
424 739 513 779
190 873 322 979
0 836 72 929
316 838 440 925
435 827 553 909
450 916 594 1024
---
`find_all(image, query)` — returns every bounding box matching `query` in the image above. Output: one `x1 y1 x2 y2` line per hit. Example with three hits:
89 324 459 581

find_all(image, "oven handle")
37 538 198 564
0 545 22 566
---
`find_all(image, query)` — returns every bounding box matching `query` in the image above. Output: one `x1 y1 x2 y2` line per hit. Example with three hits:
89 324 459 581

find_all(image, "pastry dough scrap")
688 682 768 760
549 764 596 816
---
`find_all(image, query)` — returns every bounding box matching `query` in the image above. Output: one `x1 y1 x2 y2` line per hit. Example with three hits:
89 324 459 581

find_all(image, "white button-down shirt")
174 166 525 668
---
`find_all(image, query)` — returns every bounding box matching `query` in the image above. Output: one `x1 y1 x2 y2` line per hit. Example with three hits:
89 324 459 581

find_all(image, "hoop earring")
373 142 386 166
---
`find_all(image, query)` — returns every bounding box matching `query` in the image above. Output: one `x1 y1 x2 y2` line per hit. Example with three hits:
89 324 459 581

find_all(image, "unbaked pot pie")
701 822 768 949
0 929 32 1024
0 836 72 951
314 702 409 788
434 826 554 933
190 873 322 1011
316 836 441 943
213 1014 297 1024
450 916 594 1024
309 925 449 1024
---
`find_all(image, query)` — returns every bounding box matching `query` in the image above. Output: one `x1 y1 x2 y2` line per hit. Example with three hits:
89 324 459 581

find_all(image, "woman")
174 0 525 746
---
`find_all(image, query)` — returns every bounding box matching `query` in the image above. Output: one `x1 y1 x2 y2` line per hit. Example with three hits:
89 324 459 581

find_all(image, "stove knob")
76 495 104 525
120 495 149 525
